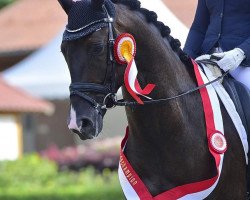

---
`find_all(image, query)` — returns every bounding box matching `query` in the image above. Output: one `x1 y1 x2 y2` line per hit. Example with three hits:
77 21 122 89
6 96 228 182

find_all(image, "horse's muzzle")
68 106 103 140
72 128 95 140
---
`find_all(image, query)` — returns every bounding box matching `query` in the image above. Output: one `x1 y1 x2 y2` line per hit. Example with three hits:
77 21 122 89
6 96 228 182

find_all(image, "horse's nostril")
81 118 92 128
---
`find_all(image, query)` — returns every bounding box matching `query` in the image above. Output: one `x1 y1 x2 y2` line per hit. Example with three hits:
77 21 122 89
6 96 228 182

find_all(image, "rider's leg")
230 66 250 90
230 66 250 198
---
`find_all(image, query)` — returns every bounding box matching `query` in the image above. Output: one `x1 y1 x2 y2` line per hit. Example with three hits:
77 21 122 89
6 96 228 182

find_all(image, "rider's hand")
195 54 211 61
213 48 246 72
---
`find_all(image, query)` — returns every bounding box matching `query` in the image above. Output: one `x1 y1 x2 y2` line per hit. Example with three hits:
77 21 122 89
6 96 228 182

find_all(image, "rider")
184 0 250 195
183 0 250 90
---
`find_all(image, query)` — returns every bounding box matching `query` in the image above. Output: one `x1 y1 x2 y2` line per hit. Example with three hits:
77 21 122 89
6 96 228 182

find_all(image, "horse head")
59 0 126 140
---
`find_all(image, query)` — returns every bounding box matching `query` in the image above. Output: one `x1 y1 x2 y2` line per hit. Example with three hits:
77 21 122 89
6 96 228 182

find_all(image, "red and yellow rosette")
114 33 155 104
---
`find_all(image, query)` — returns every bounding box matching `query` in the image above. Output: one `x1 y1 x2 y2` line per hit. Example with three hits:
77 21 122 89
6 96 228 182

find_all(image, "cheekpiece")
63 0 116 41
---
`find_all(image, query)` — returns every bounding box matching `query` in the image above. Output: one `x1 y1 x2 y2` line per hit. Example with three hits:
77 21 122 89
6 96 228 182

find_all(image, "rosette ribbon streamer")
114 33 155 104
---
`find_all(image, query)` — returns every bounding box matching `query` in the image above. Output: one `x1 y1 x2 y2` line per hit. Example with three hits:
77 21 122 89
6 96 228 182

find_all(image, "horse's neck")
120 8 209 195
123 40 205 150
121 13 205 141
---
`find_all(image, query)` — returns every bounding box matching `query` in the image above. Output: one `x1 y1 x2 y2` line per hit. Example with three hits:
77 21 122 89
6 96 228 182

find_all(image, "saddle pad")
223 77 250 135
201 64 248 163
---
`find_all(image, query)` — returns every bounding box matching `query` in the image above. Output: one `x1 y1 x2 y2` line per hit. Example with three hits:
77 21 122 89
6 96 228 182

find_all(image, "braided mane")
111 0 192 67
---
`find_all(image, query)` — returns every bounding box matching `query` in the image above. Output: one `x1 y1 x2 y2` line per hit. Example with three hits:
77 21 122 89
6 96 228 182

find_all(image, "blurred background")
0 0 196 199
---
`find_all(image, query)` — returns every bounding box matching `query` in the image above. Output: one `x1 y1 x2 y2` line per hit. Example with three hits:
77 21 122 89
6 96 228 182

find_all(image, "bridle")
69 5 118 114
69 4 229 112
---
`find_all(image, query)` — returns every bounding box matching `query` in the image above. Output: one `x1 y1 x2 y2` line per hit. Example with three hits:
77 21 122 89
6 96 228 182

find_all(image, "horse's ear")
58 0 73 14
91 0 105 10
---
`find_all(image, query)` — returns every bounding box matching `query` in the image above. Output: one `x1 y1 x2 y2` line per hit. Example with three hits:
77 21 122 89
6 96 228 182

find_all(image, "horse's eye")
88 42 104 55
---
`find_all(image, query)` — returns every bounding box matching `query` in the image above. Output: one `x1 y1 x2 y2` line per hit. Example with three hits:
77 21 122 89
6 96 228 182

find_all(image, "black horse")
58 0 247 199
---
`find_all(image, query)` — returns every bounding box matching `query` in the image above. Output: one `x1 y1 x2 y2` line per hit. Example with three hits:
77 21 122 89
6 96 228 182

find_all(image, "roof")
0 0 66 54
0 0 196 54
0 77 54 114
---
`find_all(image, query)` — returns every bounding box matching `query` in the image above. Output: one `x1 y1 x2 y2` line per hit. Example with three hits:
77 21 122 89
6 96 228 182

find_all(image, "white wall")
140 0 188 47
0 115 20 160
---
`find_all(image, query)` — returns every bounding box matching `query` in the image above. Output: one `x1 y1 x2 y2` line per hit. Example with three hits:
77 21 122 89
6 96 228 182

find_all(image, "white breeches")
230 66 250 90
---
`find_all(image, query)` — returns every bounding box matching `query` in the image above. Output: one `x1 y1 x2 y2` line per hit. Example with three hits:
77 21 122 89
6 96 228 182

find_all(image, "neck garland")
114 4 215 196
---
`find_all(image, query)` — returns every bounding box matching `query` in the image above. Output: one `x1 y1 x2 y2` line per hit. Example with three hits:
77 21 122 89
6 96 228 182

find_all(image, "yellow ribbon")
120 40 134 62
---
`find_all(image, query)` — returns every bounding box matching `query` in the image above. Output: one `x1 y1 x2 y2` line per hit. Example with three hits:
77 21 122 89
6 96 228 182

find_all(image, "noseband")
69 5 118 113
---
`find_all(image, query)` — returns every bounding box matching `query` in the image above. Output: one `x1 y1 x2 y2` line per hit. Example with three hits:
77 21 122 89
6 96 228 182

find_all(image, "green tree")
0 0 15 10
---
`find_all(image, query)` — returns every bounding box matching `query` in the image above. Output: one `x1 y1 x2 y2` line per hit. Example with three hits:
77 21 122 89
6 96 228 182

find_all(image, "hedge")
0 154 124 200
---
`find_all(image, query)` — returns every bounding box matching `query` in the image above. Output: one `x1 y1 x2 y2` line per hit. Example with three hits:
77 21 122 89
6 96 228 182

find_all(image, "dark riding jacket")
184 0 250 67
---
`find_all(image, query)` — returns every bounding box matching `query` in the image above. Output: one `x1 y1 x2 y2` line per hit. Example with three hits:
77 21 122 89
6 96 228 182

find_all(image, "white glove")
213 48 246 71
195 54 211 61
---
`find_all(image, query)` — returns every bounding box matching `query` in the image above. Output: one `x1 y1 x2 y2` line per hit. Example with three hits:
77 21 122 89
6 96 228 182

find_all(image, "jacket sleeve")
238 37 250 66
183 0 210 59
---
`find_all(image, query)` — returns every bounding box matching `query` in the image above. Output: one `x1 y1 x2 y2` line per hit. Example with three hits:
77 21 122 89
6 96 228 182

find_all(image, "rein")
114 60 229 107
69 5 228 111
